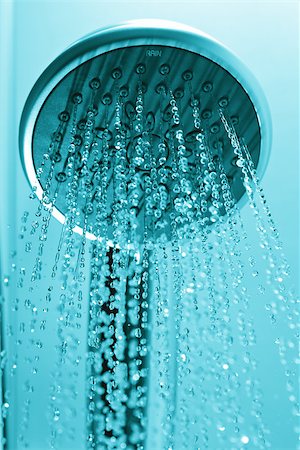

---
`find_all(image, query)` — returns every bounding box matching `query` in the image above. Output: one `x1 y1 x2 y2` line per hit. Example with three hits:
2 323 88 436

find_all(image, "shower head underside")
19 20 271 242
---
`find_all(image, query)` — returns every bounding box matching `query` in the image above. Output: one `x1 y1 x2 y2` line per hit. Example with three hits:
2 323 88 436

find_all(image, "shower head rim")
19 19 272 240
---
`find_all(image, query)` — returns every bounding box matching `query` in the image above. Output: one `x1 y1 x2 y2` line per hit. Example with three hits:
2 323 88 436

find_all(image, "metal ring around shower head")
19 19 272 241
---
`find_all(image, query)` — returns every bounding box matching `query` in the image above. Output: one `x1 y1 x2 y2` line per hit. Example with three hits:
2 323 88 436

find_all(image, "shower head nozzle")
19 20 272 242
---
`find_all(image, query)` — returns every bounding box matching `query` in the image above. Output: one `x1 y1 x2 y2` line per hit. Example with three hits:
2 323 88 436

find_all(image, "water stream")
1 83 299 450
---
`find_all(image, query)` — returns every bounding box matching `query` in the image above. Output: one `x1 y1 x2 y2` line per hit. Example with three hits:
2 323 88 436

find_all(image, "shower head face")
19 21 271 242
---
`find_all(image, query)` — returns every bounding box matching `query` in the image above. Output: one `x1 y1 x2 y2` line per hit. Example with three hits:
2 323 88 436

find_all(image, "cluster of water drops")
1 68 299 450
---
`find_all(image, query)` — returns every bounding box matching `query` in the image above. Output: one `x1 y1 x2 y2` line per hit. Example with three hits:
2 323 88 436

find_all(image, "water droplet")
180 354 187 362
241 435 250 444
53 409 60 421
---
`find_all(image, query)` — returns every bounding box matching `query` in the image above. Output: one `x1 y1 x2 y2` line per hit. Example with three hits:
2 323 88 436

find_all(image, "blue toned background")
0 1 299 449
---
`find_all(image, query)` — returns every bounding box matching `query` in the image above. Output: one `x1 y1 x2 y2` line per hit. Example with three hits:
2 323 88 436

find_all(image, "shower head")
19 19 272 242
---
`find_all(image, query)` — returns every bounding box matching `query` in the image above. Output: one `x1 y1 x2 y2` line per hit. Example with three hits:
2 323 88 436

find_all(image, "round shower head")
19 19 271 242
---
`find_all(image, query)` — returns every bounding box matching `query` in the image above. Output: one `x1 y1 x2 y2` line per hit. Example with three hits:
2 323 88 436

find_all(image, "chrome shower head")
19 20 271 242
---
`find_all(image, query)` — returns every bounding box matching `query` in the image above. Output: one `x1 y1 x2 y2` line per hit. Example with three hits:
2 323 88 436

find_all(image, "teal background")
0 1 299 449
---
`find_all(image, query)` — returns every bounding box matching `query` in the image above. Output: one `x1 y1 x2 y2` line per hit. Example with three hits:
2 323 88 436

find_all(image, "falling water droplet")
241 435 250 444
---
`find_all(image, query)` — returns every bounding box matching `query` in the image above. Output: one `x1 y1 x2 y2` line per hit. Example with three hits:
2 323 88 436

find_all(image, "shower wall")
0 1 298 449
